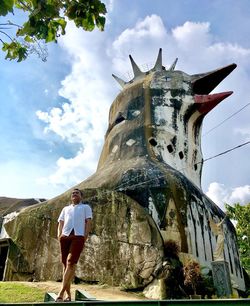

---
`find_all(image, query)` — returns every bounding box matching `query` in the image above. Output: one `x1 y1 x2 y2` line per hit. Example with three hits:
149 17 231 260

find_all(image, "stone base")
143 278 166 300
211 261 232 297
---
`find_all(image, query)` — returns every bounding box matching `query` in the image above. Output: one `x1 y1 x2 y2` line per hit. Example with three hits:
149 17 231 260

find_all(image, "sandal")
63 296 71 302
55 296 63 302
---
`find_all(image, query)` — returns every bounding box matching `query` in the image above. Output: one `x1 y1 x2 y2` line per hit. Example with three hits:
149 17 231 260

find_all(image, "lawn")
0 282 45 303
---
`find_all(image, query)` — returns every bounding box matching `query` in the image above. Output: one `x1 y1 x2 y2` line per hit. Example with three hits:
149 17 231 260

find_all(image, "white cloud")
36 145 98 188
172 21 211 50
113 14 166 48
234 126 250 141
206 182 227 208
206 182 250 210
36 22 114 188
229 185 250 203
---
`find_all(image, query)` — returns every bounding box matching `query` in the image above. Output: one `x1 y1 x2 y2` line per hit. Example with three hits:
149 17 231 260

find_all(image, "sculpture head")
97 49 236 188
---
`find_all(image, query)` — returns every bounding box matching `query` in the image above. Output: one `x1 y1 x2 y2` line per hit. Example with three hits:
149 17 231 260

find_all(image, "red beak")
194 91 233 114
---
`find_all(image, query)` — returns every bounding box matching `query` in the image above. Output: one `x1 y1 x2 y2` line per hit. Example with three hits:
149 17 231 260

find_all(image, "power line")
202 102 250 137
200 140 250 164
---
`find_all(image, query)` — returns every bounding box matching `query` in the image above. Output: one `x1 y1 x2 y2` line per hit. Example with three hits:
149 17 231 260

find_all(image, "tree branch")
6 21 23 29
0 30 14 41
17 0 33 12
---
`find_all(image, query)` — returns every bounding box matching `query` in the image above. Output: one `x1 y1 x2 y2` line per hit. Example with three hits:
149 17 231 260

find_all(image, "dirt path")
21 281 147 301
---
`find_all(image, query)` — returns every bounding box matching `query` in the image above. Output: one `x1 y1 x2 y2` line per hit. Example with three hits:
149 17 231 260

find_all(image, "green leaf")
2 40 28 62
55 18 67 35
24 35 34 43
81 13 95 31
0 0 14 16
17 46 28 62
45 19 67 42
17 21 36 37
96 16 105 31
94 0 107 14
46 27 56 42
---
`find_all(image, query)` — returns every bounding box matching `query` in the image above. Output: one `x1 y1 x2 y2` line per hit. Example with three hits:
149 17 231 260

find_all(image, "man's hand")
85 218 92 241
57 220 64 240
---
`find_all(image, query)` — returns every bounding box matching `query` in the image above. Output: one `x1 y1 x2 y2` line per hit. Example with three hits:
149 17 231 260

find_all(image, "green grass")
0 282 45 303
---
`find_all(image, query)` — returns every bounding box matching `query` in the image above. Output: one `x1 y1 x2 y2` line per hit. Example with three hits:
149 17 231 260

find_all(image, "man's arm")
57 220 64 239
85 218 92 241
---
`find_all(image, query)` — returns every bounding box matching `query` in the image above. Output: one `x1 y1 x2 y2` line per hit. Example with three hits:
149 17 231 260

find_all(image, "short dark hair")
72 188 83 196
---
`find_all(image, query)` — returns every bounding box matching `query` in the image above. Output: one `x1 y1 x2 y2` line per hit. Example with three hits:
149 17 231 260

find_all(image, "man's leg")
57 263 76 300
57 236 71 301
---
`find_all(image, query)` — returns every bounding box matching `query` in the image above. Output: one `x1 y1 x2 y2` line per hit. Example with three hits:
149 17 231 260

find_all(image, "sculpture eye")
105 112 126 137
114 112 126 125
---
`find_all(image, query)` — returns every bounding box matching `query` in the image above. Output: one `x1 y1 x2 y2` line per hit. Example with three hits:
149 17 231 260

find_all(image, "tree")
225 202 250 275
0 0 106 62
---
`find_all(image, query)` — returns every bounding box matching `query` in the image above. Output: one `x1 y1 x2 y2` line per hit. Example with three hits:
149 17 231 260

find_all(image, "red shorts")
59 233 85 266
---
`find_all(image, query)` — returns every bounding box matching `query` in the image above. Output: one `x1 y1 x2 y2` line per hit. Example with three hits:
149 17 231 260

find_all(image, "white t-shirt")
58 203 92 236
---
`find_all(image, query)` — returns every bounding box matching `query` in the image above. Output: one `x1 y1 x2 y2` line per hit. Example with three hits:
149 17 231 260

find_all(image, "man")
56 188 92 302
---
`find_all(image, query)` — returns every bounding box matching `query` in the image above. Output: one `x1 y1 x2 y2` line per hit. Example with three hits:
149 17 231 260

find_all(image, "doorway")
0 240 9 280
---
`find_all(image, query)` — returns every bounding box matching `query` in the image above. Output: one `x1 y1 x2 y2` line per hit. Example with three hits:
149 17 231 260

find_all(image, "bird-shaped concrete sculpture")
3 49 245 293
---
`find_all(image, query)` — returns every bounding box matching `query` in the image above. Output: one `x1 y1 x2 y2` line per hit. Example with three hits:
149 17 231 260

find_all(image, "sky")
0 0 249 210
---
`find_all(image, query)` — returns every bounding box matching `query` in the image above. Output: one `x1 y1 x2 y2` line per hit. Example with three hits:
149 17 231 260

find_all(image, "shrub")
183 260 202 295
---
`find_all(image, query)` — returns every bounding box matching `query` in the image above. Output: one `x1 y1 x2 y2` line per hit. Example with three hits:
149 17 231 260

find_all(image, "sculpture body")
209 217 226 261
2 49 245 292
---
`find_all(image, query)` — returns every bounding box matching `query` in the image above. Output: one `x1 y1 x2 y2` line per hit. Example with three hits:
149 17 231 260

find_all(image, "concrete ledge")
44 292 58 302
3 298 250 306
75 289 96 301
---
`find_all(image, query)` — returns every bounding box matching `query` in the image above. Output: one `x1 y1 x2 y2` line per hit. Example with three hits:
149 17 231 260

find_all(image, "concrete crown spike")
169 58 178 71
112 74 127 88
152 48 163 71
129 54 144 78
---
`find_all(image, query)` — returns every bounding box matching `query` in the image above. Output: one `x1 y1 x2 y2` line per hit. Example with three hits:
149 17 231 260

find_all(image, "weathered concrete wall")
4 189 163 288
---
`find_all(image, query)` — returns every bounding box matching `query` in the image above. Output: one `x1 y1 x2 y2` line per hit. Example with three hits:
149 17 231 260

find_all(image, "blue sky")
0 0 249 209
